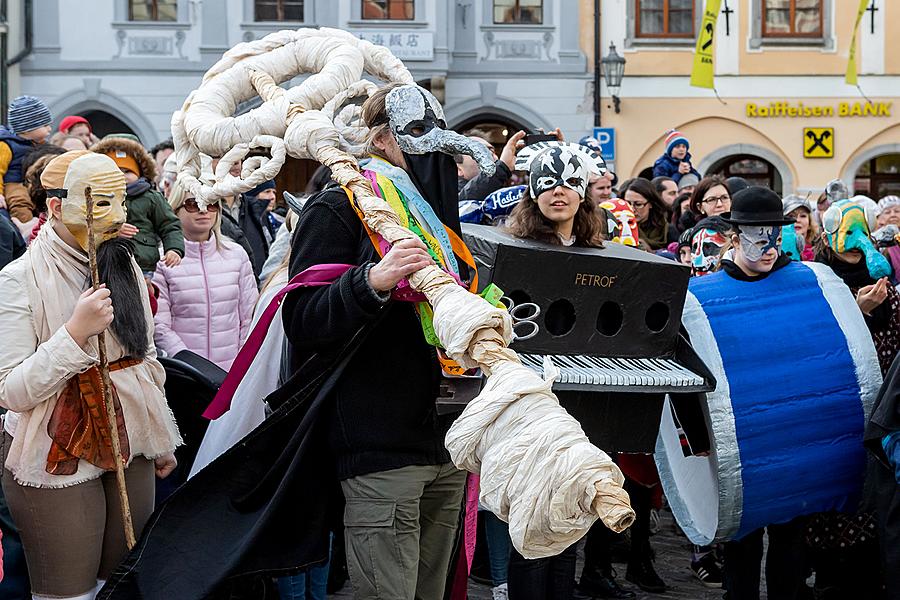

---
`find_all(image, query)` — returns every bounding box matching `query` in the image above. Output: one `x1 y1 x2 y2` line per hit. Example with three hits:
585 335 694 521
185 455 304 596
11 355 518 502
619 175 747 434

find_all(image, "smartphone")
523 133 558 146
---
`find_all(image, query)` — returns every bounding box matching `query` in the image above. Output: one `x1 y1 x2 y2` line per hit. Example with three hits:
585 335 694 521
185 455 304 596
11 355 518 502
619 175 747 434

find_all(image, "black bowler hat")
724 186 796 226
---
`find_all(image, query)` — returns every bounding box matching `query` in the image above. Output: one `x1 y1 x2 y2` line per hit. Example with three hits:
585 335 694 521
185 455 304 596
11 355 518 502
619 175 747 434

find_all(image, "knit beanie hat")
664 129 689 155
247 180 276 196
8 95 52 134
879 195 900 211
58 115 92 134
678 173 700 190
104 149 142 177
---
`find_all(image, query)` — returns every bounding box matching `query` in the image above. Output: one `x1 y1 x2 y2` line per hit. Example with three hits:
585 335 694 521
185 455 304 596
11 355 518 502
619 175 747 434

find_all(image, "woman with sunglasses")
689 176 732 220
152 179 259 371
622 178 673 251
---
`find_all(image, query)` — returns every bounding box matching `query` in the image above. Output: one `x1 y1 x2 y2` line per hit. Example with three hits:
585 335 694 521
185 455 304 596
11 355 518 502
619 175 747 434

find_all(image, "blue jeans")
277 536 331 600
481 510 510 585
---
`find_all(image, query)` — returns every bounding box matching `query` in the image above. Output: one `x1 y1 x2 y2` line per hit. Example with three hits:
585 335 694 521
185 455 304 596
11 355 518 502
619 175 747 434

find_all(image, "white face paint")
384 85 495 175
738 225 781 262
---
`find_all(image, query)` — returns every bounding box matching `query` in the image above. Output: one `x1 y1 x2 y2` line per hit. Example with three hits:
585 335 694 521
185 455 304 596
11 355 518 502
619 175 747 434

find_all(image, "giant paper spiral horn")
174 27 634 558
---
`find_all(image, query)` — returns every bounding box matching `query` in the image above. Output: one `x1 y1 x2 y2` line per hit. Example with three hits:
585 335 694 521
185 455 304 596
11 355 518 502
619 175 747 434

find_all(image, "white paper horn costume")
173 27 634 558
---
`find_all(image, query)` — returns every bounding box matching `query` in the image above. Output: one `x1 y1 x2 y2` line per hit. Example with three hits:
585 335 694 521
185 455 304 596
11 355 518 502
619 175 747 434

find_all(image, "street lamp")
601 42 626 114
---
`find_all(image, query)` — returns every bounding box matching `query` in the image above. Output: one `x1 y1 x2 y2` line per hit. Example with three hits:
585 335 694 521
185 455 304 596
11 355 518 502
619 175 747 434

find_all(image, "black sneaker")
576 569 637 599
625 557 666 594
691 554 723 588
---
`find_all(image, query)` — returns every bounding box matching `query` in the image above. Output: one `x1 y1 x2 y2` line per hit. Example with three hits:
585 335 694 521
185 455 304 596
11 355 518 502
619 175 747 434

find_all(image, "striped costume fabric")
656 261 882 545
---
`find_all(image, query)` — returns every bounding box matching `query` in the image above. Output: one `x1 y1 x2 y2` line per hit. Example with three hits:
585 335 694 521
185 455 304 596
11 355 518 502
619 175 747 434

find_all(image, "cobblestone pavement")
331 509 745 599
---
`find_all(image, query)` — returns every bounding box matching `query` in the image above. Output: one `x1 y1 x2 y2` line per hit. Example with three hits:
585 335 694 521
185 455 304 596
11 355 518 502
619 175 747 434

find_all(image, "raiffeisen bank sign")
745 101 892 118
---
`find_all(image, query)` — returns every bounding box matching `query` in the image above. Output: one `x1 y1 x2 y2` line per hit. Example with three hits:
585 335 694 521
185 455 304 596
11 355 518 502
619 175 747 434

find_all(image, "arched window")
707 154 782 195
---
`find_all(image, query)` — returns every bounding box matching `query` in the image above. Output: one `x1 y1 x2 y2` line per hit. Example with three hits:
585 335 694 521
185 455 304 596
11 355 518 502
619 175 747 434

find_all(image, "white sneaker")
492 582 508 600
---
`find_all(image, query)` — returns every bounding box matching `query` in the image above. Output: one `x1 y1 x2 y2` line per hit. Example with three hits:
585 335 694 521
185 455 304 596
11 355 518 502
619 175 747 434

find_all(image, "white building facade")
5 0 595 147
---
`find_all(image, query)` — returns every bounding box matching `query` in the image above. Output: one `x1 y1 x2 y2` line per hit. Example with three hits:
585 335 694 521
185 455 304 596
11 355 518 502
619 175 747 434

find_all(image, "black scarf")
402 151 469 281
816 249 875 289
720 253 792 282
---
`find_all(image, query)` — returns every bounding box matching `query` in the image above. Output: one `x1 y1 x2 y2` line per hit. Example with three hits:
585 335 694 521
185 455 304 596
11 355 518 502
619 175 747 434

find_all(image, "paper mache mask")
600 199 638 247
61 153 127 251
691 227 727 276
738 225 781 263
822 199 892 279
515 141 607 200
385 85 495 176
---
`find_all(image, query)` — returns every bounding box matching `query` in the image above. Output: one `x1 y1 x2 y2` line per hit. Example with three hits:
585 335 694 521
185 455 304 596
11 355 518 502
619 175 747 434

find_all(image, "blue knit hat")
247 180 276 197
664 129 689 156
8 95 52 135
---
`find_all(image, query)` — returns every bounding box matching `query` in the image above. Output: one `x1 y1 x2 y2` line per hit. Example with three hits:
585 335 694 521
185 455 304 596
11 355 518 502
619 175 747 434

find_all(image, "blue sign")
591 127 616 162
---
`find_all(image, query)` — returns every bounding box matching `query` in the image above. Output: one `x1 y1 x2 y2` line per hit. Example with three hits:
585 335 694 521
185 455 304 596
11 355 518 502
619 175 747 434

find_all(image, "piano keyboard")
518 354 707 392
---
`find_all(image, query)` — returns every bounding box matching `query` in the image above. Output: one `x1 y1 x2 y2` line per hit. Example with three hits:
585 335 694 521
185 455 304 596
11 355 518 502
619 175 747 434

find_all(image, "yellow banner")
690 0 722 89
846 0 869 86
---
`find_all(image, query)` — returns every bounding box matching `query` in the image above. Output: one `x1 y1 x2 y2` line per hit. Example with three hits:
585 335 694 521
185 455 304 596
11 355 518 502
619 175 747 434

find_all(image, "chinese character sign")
354 31 434 61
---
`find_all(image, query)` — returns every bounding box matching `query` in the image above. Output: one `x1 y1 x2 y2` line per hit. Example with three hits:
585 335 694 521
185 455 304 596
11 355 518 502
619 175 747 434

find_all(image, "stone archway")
443 96 551 133
48 86 160 146
697 144 794 195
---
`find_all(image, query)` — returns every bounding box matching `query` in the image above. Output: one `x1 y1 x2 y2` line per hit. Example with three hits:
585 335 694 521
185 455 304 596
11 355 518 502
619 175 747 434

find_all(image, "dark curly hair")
506 188 604 248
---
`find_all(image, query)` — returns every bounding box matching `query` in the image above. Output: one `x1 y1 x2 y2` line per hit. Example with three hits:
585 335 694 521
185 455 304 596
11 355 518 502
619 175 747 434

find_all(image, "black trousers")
722 518 808 600
508 544 577 600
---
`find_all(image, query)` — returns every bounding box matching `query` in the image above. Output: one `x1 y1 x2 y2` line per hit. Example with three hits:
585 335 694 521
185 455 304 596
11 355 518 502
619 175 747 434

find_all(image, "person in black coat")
283 82 493 600
239 180 278 277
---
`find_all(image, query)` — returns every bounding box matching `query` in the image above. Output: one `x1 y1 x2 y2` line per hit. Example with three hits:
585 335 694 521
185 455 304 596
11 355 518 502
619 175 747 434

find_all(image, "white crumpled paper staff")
173 27 635 558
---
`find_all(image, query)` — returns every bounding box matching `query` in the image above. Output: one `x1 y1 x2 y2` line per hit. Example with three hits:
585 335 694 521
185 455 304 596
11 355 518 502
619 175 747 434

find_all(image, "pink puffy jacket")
152 236 259 371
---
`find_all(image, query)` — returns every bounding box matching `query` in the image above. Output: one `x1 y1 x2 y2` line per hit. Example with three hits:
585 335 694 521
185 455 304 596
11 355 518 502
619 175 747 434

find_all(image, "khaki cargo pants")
341 463 466 600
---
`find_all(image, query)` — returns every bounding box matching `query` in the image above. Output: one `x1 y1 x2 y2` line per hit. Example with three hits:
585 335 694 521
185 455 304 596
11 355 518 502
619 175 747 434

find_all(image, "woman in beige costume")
0 151 181 600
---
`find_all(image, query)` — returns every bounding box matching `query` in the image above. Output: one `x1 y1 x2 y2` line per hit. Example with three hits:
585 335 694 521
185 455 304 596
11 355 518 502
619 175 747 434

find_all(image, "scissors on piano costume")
500 296 541 341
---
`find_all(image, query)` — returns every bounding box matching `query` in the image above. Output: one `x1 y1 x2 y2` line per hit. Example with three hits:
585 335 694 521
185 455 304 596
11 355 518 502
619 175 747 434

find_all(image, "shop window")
626 0 701 47
362 0 415 20
129 0 177 21
636 0 694 37
255 0 304 21
855 154 900 199
493 0 543 24
751 0 832 49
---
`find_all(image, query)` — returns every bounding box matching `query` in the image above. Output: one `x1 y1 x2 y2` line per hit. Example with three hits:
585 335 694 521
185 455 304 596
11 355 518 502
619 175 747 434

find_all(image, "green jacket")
126 179 184 272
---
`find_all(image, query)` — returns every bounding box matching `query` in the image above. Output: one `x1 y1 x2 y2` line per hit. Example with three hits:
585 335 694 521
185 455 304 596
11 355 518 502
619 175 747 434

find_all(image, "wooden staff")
85 186 137 550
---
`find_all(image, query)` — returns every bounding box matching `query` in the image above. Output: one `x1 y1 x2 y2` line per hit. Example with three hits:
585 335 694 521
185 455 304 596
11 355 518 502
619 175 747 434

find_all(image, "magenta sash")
202 264 355 420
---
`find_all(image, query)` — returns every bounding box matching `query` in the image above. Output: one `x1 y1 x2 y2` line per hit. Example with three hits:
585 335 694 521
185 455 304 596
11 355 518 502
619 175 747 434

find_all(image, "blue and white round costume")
656 261 882 545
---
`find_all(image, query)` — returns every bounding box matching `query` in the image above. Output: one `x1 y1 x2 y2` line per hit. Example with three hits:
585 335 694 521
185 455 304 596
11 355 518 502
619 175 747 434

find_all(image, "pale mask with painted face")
61 153 127 251
738 225 781 262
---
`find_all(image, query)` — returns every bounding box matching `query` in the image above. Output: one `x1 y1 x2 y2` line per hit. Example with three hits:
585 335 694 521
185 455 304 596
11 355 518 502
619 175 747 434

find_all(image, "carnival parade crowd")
0 83 898 600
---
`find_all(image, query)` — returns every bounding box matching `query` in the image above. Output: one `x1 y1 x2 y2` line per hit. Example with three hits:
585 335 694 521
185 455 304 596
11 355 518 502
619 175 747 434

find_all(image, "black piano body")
453 224 715 453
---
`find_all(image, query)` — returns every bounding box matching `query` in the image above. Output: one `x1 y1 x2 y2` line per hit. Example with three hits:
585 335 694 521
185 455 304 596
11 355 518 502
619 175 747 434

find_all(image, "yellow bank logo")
746 101 892 118
804 127 834 159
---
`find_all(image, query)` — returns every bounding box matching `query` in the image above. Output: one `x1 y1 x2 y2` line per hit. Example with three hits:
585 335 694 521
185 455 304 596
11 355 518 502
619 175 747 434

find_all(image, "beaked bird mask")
385 85 496 176
822 199 891 279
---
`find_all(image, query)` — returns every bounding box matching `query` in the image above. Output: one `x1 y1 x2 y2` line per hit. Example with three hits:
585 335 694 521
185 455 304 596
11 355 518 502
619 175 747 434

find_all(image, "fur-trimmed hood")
90 136 157 181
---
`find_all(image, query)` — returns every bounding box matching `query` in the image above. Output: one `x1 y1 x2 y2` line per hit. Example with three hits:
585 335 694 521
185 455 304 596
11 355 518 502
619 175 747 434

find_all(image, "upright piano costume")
456 224 716 452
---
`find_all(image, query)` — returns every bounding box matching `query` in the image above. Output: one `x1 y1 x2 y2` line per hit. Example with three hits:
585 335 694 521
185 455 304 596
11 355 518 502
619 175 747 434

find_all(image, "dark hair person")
623 177 672 250
690 175 732 218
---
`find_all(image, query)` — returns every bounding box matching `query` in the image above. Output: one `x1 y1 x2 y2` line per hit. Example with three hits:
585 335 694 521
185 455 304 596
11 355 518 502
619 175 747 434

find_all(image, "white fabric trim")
805 262 883 419
655 291 743 545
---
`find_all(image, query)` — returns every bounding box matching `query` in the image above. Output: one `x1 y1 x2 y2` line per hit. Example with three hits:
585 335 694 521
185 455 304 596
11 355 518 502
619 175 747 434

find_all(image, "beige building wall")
593 0 900 195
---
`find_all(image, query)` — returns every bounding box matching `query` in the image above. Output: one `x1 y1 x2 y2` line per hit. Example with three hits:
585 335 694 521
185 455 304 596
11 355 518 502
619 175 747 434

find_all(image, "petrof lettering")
575 274 618 288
